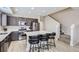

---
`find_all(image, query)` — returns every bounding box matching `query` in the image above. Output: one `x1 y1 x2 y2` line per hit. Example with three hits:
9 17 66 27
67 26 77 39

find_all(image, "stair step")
59 38 70 44
60 34 70 39
59 34 70 44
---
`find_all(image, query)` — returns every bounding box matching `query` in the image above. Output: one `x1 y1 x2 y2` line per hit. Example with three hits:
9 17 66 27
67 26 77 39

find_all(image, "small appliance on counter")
19 26 26 31
19 26 31 32
2 26 7 31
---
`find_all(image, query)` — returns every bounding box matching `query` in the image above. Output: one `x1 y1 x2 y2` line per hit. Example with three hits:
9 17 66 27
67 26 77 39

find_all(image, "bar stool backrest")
52 32 56 36
38 34 48 41
29 35 39 44
29 35 38 40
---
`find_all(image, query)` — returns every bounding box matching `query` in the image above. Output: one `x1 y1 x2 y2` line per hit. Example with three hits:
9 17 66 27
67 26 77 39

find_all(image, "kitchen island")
25 31 51 52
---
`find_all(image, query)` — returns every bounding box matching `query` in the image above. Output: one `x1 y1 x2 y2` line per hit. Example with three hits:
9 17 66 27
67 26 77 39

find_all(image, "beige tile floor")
8 40 79 52
8 40 26 52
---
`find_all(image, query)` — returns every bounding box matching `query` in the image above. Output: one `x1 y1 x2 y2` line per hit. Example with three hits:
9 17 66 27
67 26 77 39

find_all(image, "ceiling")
0 7 68 17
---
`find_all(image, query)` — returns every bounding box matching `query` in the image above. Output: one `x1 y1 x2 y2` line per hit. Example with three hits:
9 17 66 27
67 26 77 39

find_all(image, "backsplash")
6 26 30 31
0 26 20 31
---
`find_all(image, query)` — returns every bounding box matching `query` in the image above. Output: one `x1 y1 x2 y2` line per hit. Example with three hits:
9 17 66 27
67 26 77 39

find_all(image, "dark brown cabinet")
0 33 11 52
18 17 26 21
0 13 2 26
7 16 18 26
7 16 40 31
11 31 19 41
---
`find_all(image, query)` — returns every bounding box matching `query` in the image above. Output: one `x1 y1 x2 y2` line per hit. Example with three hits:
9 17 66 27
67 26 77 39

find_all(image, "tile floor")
8 40 26 52
8 40 79 52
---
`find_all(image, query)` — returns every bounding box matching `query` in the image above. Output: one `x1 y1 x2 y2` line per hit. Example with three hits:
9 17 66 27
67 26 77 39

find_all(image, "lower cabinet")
0 40 8 52
2 42 9 52
0 31 21 52
0 33 11 52
11 31 19 41
0 41 5 52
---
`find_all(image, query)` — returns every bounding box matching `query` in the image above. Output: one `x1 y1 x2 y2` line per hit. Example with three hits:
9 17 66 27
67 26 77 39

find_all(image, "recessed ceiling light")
42 10 46 13
3 7 8 9
15 8 18 11
31 7 35 10
28 11 31 14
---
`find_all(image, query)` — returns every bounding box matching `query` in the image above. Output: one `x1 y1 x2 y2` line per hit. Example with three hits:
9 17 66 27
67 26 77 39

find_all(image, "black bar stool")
46 32 56 48
29 35 40 52
38 34 49 51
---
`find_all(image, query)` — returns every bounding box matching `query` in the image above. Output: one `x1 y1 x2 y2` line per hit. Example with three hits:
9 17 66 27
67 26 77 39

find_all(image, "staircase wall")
50 7 79 35
40 16 60 40
70 24 79 46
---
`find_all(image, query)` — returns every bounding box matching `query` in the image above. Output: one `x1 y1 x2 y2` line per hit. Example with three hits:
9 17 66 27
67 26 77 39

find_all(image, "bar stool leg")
33 45 35 52
53 39 56 47
43 42 44 51
38 44 40 52
40 41 42 51
47 41 49 50
29 44 31 52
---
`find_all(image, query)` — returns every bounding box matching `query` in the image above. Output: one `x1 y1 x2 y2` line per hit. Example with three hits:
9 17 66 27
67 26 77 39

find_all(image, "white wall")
44 16 58 32
51 7 79 35
40 16 46 31
70 24 79 46
0 26 2 31
42 16 60 40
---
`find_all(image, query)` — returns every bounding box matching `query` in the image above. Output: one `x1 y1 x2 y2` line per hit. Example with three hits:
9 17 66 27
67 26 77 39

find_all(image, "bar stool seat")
29 35 40 52
38 34 49 51
46 32 56 48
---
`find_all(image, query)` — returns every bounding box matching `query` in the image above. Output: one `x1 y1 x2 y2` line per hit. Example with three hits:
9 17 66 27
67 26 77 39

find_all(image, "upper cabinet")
7 16 40 31
7 16 18 26
2 14 7 26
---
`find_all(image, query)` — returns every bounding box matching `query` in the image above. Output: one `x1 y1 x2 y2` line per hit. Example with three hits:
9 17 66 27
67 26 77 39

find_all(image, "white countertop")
26 31 51 36
0 29 50 42
0 31 11 42
0 26 19 42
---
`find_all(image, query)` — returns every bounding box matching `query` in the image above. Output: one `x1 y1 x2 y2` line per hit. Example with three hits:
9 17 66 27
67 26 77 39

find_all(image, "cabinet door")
0 34 12 52
3 42 8 52
0 40 5 52
18 17 26 21
0 13 1 26
7 16 18 26
11 31 19 41
0 44 4 52
3 34 12 52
